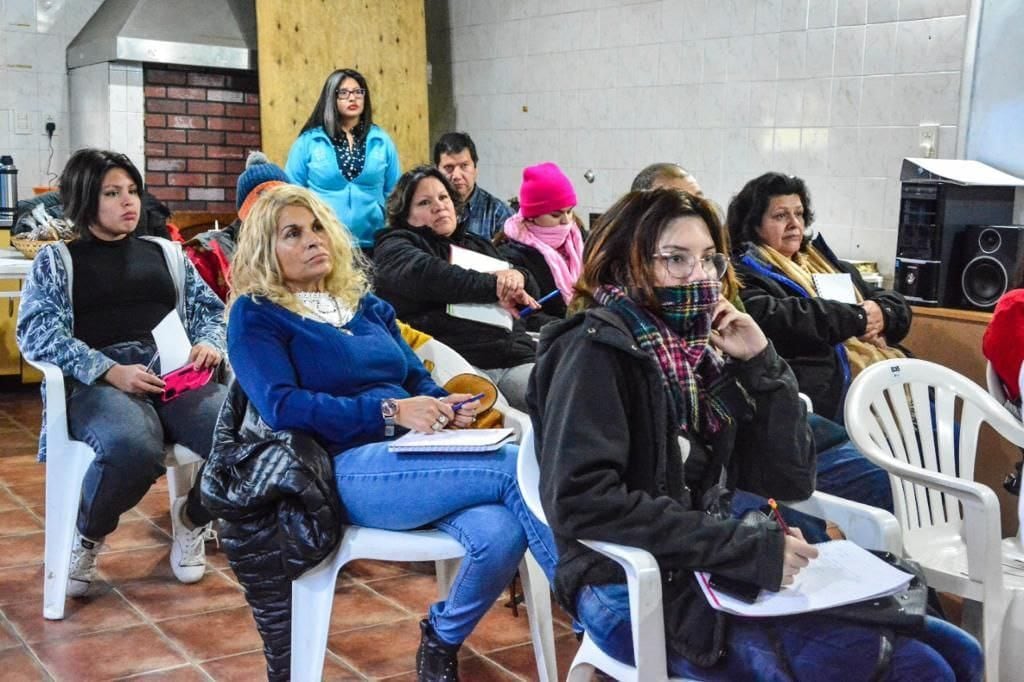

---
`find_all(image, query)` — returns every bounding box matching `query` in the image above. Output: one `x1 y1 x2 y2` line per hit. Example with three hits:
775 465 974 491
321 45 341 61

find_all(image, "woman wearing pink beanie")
497 162 583 330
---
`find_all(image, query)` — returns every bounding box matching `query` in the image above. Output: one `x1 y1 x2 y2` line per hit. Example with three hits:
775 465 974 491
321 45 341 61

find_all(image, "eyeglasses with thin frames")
336 88 367 100
652 252 729 280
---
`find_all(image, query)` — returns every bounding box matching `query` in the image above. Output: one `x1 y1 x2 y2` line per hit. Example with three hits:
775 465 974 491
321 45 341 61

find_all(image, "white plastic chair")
289 338 557 682
844 358 1024 682
515 422 899 682
27 359 202 620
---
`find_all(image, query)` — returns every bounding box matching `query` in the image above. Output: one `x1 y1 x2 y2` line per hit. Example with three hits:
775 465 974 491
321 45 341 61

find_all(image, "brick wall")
143 65 260 213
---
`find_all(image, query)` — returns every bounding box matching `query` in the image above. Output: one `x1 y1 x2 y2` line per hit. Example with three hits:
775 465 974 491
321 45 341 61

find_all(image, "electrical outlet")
44 114 56 137
918 123 940 159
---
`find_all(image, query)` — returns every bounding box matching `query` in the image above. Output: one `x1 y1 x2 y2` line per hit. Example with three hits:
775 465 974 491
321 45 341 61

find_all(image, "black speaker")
959 225 1024 310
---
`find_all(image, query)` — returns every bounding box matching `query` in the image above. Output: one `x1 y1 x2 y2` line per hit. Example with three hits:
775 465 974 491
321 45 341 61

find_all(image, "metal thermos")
0 156 17 228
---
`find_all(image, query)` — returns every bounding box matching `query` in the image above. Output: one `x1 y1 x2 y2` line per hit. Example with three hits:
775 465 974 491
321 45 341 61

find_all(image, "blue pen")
450 392 486 412
519 290 560 318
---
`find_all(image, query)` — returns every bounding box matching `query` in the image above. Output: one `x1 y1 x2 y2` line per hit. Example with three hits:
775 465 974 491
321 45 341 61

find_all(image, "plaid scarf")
595 282 731 435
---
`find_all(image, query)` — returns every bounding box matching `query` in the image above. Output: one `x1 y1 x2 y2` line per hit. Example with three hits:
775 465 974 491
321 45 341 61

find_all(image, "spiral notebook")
388 428 515 453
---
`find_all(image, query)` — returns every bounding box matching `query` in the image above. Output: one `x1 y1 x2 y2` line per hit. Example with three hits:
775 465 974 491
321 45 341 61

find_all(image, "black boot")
417 618 460 681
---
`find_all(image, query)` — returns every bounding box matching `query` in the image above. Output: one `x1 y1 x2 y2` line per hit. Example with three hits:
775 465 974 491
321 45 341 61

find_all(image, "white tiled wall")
438 0 970 277
0 0 103 199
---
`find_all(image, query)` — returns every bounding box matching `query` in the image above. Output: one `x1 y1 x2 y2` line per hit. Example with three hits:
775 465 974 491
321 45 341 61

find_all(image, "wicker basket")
11 236 67 259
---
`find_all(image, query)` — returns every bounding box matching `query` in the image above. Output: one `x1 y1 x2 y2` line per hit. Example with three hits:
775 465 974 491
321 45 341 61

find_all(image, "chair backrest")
515 422 549 526
845 359 1024 535
987 361 1008 405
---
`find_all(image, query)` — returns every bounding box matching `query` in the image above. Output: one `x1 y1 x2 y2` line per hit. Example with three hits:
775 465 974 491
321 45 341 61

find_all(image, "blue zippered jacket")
285 125 400 247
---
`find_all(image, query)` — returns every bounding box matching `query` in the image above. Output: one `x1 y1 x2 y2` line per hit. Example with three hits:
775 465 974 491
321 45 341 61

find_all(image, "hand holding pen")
769 498 819 586
519 290 560 318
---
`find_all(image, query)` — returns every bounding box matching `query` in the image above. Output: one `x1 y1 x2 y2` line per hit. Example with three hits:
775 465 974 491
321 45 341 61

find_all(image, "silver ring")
437 414 448 424
431 423 443 431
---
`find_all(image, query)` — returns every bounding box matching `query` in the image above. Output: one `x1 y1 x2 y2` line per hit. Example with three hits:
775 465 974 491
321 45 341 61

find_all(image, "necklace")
295 292 354 330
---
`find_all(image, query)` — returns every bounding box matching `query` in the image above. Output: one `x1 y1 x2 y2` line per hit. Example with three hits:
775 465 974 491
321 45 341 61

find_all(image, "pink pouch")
160 364 215 403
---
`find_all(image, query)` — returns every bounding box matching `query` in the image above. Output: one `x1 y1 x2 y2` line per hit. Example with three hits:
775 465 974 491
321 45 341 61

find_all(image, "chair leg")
43 447 94 620
983 597 1006 682
566 661 597 682
165 460 199 508
290 546 344 682
435 558 461 600
518 552 557 682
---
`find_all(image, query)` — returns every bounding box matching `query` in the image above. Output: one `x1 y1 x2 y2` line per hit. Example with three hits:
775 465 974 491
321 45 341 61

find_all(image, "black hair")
725 172 815 253
630 163 691 191
433 132 479 166
60 148 144 238
386 165 465 230
300 68 374 140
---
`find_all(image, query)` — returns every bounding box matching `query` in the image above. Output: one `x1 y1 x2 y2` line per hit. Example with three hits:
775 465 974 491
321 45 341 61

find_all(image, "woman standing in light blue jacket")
286 68 400 253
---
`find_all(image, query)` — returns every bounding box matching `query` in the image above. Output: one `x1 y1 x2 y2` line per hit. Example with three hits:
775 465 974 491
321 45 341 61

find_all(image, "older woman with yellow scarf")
728 172 911 422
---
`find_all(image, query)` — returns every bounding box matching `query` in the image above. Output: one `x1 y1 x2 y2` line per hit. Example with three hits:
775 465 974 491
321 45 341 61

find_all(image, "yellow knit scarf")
754 244 904 377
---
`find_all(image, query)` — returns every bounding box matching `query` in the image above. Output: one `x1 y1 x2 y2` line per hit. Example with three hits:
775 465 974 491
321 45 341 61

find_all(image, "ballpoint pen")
519 290 560 317
450 392 486 412
144 352 160 374
767 498 791 534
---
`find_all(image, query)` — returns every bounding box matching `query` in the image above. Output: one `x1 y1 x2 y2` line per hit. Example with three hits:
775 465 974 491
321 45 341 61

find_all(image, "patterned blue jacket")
16 236 226 460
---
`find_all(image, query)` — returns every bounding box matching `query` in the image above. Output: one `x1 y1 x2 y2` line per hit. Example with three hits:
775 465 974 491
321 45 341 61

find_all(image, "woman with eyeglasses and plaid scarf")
529 188 981 680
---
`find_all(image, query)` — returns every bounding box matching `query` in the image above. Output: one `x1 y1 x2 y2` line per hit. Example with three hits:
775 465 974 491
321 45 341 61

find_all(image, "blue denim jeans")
67 341 226 539
809 413 894 513
333 441 558 646
577 583 983 681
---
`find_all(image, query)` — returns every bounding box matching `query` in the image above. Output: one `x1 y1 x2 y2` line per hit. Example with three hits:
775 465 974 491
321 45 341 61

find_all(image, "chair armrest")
579 539 668 679
23 358 70 451
786 491 902 553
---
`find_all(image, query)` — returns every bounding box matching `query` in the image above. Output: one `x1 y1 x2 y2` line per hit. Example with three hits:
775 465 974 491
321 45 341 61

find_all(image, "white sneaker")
67 531 102 598
170 497 210 584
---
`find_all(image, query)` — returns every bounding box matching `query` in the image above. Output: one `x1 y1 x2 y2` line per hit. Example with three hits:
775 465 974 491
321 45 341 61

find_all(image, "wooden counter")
905 305 1020 535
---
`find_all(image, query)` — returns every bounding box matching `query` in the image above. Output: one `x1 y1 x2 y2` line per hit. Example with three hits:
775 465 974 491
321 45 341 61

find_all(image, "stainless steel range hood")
67 0 256 71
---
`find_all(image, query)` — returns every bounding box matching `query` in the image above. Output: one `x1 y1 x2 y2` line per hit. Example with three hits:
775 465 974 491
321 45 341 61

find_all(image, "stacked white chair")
28 358 202 620
845 358 1024 682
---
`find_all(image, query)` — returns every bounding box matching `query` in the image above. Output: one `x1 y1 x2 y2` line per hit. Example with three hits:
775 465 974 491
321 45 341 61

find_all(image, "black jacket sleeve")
834 259 912 345
535 332 785 589
727 343 816 500
738 271 868 355
373 231 499 304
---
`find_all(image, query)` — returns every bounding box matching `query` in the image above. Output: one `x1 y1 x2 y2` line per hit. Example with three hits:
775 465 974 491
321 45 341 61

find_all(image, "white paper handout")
151 310 191 374
388 427 515 453
697 540 913 617
447 244 514 331
812 273 859 304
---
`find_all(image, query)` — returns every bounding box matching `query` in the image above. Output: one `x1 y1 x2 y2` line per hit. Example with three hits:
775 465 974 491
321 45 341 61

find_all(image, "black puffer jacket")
201 381 343 681
373 223 537 369
734 236 912 420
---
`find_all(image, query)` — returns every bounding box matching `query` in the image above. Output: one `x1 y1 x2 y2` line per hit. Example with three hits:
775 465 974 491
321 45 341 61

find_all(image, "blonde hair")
228 184 370 315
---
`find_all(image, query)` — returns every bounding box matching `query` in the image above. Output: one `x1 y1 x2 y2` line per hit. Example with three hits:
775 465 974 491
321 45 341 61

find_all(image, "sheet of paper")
447 302 514 331
449 244 510 273
903 158 1024 186
389 427 515 452
812 273 858 304
697 540 913 617
151 310 191 374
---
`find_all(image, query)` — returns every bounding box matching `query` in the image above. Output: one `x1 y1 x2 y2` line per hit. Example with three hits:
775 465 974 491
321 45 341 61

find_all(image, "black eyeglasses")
336 88 367 99
652 252 729 280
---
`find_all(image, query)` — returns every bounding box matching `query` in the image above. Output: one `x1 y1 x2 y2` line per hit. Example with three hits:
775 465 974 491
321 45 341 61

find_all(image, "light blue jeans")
333 441 558 646
577 583 983 681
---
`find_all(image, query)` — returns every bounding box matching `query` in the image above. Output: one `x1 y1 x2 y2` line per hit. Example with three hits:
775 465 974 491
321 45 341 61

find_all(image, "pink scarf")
502 212 584 304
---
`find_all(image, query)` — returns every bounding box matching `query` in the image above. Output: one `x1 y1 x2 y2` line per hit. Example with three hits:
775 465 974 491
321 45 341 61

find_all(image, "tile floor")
0 386 581 681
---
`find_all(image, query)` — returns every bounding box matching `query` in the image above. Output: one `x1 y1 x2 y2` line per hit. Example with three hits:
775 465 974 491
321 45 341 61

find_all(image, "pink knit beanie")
518 162 577 219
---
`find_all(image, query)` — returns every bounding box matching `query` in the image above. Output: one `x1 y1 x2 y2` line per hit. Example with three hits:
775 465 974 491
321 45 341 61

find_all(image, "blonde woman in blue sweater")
226 184 557 681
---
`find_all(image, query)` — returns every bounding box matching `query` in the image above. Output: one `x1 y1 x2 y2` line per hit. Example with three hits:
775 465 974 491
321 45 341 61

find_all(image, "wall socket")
918 123 940 158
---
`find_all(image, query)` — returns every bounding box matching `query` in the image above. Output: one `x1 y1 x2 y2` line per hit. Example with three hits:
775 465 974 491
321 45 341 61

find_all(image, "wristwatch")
381 398 399 437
